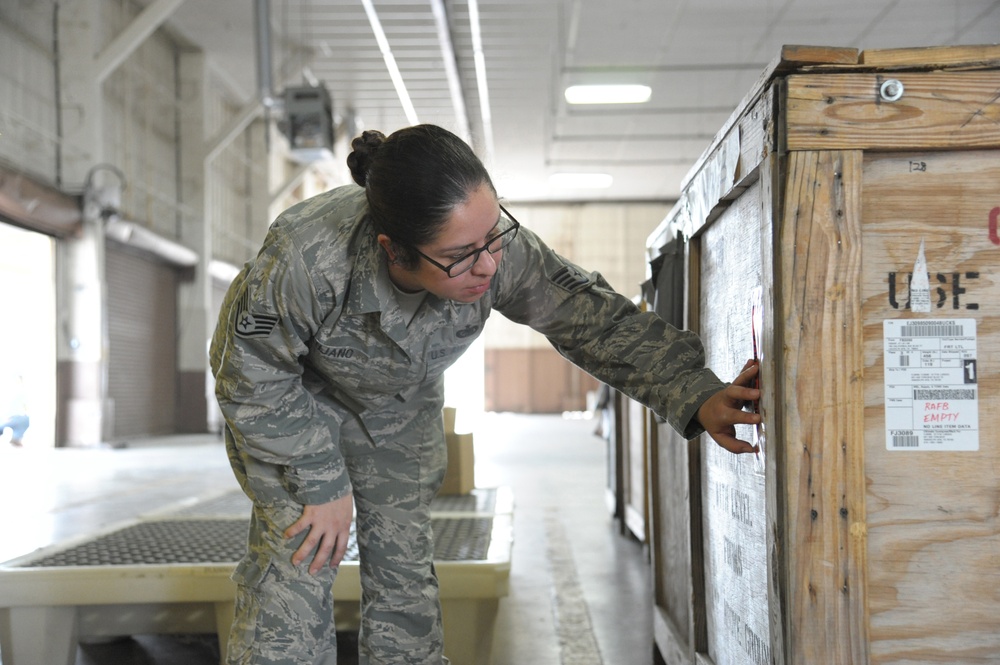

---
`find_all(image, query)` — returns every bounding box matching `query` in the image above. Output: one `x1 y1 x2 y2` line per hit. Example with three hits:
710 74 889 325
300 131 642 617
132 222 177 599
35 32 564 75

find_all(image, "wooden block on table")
443 406 457 434
440 432 474 495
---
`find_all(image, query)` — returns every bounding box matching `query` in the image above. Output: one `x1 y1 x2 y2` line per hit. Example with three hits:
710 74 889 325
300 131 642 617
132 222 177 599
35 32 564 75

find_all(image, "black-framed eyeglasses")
414 204 520 278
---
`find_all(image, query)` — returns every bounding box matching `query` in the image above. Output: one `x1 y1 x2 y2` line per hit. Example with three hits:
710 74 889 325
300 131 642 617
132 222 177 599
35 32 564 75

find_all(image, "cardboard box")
440 431 475 495
443 406 457 434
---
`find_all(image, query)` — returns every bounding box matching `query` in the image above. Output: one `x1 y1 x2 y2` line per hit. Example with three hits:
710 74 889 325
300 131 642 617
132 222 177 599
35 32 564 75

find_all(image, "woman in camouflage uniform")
210 124 760 665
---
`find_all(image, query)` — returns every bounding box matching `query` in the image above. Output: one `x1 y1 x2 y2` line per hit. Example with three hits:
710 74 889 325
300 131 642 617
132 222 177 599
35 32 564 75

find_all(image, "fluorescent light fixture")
564 84 652 105
549 173 613 189
361 0 419 125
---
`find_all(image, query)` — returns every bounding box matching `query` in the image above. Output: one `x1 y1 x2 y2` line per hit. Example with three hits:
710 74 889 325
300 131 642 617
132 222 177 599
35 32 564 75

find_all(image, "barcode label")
913 389 976 400
899 355 910 367
892 434 920 448
899 322 965 337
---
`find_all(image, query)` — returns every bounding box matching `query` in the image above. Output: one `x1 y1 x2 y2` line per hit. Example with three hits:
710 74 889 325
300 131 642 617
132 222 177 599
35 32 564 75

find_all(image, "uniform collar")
340 218 468 346
342 230 411 343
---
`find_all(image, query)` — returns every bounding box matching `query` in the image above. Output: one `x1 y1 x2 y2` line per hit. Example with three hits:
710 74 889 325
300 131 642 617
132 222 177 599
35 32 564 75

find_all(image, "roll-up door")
106 244 178 440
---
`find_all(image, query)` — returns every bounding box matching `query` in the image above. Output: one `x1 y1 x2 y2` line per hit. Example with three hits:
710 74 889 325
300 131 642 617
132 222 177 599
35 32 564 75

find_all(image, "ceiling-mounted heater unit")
282 84 335 163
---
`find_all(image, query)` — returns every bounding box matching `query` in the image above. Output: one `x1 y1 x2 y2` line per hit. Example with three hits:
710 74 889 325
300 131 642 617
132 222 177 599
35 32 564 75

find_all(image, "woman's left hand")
697 360 761 454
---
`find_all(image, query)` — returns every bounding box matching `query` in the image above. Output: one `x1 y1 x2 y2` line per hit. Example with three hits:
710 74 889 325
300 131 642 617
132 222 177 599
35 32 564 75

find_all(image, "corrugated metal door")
106 244 178 440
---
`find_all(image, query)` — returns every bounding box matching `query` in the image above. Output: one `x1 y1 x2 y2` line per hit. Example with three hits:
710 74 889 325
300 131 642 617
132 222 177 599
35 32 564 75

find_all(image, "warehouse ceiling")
162 0 998 202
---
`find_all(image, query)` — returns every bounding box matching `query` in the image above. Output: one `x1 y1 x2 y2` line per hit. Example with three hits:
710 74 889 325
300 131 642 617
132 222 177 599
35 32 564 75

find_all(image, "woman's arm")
210 224 351 506
493 226 758 451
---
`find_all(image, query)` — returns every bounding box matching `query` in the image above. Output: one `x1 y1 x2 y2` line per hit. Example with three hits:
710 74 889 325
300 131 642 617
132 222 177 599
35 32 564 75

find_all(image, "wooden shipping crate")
604 388 653 541
645 45 1000 665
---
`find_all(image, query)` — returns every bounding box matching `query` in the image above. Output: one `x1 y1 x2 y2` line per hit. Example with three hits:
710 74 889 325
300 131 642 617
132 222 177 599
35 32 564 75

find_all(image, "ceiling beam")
93 0 187 83
203 101 264 165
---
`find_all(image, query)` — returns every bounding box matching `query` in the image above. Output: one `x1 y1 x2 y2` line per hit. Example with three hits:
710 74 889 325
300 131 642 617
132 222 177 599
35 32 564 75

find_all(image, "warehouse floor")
0 412 654 665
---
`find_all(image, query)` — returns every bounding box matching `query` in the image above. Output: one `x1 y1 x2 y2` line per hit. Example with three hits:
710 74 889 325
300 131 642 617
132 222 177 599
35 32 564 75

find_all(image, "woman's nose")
471 250 498 276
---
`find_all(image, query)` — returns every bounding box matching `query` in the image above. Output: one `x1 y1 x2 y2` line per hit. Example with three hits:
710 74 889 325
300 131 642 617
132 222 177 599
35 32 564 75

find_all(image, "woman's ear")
376 233 397 262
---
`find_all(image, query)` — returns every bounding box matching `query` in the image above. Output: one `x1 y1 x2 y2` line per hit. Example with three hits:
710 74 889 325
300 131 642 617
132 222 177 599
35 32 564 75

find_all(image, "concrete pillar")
175 52 212 433
55 0 110 446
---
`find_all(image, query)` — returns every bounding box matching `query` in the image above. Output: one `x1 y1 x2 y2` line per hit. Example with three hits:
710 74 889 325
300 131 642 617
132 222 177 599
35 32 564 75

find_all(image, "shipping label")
883 319 979 451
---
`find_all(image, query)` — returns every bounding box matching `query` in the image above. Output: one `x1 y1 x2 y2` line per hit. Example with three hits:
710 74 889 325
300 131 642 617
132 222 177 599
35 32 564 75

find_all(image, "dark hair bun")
347 130 387 187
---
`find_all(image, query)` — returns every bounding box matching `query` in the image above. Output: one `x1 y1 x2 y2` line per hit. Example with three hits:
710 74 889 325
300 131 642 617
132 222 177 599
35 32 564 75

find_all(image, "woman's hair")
347 124 495 269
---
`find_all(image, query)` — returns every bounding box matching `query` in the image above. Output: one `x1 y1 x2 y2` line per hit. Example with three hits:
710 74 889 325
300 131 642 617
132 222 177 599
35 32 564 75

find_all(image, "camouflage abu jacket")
210 184 724 506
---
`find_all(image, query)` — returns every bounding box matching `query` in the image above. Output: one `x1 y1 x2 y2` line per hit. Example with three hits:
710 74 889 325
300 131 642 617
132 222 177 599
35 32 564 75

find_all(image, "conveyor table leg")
214 600 235 665
0 605 78 665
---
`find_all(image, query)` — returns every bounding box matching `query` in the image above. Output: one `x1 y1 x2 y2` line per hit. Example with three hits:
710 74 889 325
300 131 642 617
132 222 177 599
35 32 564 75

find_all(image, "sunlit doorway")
444 336 485 434
0 222 56 448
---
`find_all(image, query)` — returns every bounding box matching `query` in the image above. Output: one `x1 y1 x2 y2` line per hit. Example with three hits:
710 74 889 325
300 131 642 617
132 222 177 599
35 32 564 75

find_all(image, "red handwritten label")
924 401 959 423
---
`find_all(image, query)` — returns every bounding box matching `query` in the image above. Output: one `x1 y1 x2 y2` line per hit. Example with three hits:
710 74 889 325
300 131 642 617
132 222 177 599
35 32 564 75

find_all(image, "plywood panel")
860 150 1000 664
698 179 770 665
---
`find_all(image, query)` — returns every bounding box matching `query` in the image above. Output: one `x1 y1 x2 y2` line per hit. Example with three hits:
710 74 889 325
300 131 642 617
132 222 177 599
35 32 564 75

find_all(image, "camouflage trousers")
225 407 449 664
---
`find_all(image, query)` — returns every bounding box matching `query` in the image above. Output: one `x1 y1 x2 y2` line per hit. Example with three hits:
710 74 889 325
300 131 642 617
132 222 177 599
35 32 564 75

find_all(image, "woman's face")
381 183 505 304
